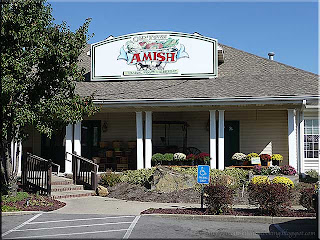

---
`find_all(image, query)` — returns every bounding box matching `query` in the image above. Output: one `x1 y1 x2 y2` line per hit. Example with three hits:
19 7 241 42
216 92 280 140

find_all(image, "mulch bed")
141 208 316 217
2 194 66 212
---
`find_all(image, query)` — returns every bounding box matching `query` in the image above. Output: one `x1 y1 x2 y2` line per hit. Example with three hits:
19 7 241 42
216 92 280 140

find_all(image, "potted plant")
196 153 210 165
173 153 186 166
151 153 164 166
259 154 271 166
231 153 247 166
247 153 259 164
271 154 283 166
163 153 174 166
186 154 196 166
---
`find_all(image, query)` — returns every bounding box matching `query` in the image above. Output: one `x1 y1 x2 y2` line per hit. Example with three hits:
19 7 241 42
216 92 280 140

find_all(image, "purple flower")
280 165 297 175
253 165 262 175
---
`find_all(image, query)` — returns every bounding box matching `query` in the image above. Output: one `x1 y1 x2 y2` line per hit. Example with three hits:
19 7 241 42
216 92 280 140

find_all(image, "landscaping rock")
97 185 109 197
151 166 197 193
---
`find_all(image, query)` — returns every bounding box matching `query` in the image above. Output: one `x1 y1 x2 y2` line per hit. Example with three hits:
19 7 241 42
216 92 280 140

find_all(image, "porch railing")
22 153 52 196
66 152 99 191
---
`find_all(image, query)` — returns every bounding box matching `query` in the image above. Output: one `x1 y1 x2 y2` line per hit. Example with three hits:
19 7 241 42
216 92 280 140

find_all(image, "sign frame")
197 165 210 184
91 31 218 81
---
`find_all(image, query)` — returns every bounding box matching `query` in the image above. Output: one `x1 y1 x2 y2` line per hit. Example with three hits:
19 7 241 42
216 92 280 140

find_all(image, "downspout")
299 100 307 174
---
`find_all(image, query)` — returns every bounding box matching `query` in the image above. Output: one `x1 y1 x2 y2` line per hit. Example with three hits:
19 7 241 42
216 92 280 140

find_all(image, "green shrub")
1 205 20 212
151 153 164 163
171 166 197 176
306 169 319 179
170 167 249 189
1 192 29 203
163 153 174 162
100 172 122 187
120 168 156 187
223 168 249 188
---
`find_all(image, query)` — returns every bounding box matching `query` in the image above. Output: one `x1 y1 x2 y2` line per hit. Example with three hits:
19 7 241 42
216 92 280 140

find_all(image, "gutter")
92 95 320 107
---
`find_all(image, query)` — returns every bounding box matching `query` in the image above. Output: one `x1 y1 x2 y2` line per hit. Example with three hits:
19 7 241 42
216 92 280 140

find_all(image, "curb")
2 211 43 216
140 213 316 224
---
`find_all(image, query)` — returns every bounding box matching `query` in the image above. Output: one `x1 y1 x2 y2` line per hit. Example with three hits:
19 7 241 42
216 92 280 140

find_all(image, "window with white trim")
304 119 319 159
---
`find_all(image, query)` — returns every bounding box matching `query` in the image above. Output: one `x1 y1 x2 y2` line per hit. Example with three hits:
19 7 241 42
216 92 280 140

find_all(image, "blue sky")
49 1 318 74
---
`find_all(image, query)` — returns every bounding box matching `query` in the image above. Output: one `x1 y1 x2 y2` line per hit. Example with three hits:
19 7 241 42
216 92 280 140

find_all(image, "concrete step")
51 184 84 192
51 176 73 185
51 190 96 199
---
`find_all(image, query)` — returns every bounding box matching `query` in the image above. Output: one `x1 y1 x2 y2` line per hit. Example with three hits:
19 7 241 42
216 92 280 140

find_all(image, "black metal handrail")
22 153 52 196
66 152 98 191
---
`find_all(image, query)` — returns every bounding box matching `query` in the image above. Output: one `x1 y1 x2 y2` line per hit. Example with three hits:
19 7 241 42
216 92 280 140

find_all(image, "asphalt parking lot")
2 213 138 239
2 213 317 239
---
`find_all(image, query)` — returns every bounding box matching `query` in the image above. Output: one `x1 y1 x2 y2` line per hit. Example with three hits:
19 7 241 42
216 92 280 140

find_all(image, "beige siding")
84 112 136 144
84 110 289 165
225 110 289 165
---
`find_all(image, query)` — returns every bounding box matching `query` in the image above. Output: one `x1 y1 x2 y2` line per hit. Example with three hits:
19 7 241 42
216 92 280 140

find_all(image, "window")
304 119 319 159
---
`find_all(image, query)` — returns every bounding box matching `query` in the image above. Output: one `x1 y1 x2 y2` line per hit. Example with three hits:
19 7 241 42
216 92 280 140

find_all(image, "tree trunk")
1 138 18 196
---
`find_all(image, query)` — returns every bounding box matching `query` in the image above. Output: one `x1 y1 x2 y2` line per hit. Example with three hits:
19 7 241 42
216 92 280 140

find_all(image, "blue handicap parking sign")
197 165 210 184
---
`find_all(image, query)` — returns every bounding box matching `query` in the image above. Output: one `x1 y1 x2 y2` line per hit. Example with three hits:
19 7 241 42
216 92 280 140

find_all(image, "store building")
22 31 319 174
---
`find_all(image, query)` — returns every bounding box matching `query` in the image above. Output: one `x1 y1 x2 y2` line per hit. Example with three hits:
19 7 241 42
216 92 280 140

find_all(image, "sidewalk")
51 196 306 215
51 196 201 215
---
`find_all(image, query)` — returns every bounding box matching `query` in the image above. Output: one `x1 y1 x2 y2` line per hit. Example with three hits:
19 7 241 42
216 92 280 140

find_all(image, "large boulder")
151 166 197 193
97 185 109 197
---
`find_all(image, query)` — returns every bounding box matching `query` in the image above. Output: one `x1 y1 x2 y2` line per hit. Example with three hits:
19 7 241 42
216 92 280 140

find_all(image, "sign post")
197 165 210 209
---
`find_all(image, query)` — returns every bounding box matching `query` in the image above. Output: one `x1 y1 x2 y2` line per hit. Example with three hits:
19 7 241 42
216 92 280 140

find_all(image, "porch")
62 107 298 172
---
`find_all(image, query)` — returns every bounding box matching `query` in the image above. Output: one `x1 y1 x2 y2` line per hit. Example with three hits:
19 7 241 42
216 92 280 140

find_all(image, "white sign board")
251 157 261 165
91 31 218 81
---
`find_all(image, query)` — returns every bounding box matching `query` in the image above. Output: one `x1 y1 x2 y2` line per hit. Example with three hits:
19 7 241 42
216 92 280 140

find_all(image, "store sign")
91 31 218 81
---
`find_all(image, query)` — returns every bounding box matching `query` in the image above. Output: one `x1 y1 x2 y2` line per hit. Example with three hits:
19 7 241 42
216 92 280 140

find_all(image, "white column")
299 111 305 173
209 110 217 169
74 122 81 156
288 109 297 169
65 124 73 173
218 110 225 170
136 112 144 170
145 111 152 169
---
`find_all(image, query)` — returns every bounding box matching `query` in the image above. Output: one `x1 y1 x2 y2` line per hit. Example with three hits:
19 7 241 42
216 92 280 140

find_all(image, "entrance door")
41 128 65 172
224 121 240 167
81 120 101 160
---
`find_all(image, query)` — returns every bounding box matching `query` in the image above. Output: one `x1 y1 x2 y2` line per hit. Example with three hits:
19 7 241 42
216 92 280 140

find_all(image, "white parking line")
6 228 129 239
123 215 140 239
2 213 43 237
27 215 135 225
12 221 132 232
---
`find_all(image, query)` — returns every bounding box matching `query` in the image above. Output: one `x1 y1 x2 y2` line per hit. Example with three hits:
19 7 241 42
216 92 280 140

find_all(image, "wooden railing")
66 152 99 191
22 153 52 196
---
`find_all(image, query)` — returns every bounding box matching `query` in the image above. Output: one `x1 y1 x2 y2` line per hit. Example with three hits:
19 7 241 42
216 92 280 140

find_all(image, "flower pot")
243 160 250 166
272 160 279 166
236 160 243 166
261 160 268 166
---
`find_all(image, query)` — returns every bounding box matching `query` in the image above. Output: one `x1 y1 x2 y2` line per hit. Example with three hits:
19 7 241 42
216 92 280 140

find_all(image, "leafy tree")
1 0 98 195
